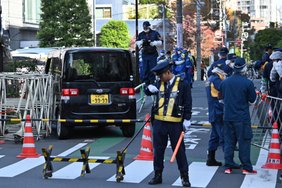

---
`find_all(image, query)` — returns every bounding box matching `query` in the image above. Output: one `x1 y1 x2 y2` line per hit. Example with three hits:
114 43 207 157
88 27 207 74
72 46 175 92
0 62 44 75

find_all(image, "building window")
96 7 112 19
24 0 41 24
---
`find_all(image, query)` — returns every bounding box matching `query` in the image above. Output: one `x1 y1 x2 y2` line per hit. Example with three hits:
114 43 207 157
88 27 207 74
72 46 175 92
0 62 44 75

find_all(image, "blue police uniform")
137 28 161 84
145 61 192 186
205 69 224 153
220 58 257 173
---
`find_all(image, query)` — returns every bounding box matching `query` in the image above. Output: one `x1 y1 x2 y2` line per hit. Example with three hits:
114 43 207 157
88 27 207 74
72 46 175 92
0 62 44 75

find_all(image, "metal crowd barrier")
250 92 282 150
135 83 147 113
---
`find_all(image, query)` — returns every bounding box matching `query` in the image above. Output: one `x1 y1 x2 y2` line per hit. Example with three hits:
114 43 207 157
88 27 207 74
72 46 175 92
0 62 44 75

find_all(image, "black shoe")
206 159 222 166
206 150 222 166
148 171 162 185
181 174 191 187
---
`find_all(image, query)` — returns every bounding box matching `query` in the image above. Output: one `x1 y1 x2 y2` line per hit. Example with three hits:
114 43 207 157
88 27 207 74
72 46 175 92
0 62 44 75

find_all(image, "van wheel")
121 123 135 137
56 116 72 139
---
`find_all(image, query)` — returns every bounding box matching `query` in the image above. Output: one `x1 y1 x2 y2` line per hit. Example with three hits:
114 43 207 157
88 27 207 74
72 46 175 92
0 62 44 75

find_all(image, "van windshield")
65 51 131 82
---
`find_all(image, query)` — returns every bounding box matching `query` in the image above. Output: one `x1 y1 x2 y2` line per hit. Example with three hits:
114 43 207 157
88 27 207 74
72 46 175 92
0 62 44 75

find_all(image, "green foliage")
98 20 130 49
250 28 282 60
37 0 94 47
4 59 39 72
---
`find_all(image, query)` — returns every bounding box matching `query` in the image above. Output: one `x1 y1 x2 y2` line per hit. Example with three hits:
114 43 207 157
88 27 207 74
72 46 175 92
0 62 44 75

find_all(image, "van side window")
50 57 62 76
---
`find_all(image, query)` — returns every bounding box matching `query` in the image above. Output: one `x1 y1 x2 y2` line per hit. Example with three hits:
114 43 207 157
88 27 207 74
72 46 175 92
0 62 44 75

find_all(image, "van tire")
121 124 135 137
57 122 72 139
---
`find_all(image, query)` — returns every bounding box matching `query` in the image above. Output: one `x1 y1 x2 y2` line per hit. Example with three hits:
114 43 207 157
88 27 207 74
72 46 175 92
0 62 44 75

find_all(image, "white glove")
148 84 159 93
183 119 191 132
225 60 231 65
150 40 162 47
136 40 143 48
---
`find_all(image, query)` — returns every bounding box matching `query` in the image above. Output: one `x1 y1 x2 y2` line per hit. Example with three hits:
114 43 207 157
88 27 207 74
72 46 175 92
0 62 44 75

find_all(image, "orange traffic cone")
17 115 40 158
133 113 154 160
262 122 282 169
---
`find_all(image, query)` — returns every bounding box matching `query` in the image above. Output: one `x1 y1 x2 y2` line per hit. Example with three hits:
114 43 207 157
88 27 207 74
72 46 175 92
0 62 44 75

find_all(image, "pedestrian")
136 21 162 84
145 59 192 187
269 51 282 132
220 57 257 175
207 47 233 77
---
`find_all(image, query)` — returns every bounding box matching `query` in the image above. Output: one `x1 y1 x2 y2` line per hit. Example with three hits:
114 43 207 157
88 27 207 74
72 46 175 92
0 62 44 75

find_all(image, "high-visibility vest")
154 77 183 122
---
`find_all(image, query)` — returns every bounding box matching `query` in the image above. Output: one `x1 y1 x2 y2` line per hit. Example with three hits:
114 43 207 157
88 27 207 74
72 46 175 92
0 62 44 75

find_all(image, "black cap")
227 53 237 61
219 47 229 56
151 59 171 75
265 44 272 51
234 57 246 70
143 21 151 27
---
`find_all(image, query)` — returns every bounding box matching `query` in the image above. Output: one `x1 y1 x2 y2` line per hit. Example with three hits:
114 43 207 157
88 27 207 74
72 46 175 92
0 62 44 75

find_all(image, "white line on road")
172 162 218 187
51 156 109 179
0 143 88 177
0 155 4 159
107 160 154 183
240 140 278 188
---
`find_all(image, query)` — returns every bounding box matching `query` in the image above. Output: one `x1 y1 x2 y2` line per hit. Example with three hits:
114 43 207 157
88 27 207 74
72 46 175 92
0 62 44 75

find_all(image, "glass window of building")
96 7 112 18
24 0 41 24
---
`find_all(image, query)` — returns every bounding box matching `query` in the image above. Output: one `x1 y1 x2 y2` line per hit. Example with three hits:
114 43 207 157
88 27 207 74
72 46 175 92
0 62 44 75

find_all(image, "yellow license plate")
90 94 109 104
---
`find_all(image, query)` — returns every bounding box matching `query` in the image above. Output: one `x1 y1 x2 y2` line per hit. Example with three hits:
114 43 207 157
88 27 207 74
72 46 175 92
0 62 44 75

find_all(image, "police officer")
145 59 192 187
136 21 162 84
207 47 232 77
205 63 226 166
220 57 257 175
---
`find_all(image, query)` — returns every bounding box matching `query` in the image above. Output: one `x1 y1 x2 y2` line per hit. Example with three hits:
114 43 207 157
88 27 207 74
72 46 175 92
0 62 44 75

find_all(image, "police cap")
143 21 151 27
234 57 246 70
151 59 171 75
219 47 229 56
265 44 272 51
227 53 237 61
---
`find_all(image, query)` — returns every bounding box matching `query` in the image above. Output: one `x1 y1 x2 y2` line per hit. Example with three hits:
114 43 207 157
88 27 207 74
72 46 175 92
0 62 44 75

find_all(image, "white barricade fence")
0 72 54 140
251 92 282 150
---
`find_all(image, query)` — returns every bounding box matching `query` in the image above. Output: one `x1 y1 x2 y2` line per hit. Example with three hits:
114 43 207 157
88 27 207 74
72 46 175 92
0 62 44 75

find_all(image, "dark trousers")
208 120 224 151
142 52 158 84
152 120 188 173
223 121 253 171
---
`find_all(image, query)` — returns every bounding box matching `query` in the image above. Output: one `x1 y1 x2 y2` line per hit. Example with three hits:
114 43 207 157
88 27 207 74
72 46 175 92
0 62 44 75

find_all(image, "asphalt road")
0 80 281 188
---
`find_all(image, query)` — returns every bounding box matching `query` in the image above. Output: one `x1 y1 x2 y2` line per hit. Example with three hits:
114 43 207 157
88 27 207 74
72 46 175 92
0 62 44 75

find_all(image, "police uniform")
145 61 192 187
205 64 225 166
136 21 162 84
220 58 257 174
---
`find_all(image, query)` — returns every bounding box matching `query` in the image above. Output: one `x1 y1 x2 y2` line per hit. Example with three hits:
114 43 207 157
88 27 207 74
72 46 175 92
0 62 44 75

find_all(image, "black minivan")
45 47 136 139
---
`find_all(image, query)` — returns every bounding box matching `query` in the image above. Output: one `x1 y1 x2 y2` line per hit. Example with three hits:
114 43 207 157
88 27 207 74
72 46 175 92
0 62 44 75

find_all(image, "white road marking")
107 160 154 183
172 162 218 187
51 156 109 179
240 137 278 188
0 143 88 177
0 155 4 159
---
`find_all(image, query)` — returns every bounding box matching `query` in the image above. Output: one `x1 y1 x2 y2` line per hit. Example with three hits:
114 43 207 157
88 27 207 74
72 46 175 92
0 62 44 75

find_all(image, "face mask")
160 53 165 56
177 51 182 55
144 29 150 32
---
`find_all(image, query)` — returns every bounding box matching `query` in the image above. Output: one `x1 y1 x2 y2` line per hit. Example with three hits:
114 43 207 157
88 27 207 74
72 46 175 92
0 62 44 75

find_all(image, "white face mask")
144 29 150 32
160 53 165 56
177 51 182 55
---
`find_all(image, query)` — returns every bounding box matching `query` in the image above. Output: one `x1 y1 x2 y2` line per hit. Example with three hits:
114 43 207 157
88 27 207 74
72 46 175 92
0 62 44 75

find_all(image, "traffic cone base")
17 115 40 158
134 113 154 161
262 122 282 169
0 140 5 144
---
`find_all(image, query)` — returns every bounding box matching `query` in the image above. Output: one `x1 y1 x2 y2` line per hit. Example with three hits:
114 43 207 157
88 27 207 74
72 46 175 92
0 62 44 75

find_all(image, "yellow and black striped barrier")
42 145 126 182
0 118 143 123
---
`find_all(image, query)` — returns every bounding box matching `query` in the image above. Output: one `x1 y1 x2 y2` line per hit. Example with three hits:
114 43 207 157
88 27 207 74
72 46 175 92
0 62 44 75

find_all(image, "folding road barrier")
42 145 126 182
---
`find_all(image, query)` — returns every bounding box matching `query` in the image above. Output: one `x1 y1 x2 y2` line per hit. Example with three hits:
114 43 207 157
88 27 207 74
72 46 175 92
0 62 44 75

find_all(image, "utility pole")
0 0 3 72
219 0 223 46
162 4 166 51
135 0 139 83
176 0 183 48
196 0 202 80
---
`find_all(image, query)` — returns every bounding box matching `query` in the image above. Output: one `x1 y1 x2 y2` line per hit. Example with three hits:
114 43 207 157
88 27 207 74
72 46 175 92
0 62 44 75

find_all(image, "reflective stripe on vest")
154 77 182 122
